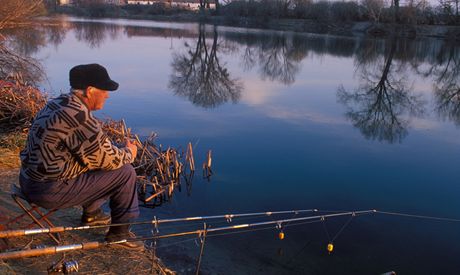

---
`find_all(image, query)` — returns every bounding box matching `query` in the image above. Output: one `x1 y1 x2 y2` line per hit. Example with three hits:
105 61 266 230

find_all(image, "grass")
0 132 26 169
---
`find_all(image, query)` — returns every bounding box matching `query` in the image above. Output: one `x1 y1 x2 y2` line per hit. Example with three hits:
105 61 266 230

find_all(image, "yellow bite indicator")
327 243 334 253
278 231 285 240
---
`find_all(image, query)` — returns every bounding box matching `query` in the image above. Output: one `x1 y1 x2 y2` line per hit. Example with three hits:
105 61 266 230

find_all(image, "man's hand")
125 139 138 159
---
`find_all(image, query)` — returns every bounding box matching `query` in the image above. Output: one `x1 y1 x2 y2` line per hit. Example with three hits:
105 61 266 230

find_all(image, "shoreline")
47 11 460 40
0 161 174 274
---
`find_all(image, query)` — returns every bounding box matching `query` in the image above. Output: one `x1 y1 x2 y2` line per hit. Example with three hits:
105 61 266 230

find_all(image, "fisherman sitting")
19 64 144 251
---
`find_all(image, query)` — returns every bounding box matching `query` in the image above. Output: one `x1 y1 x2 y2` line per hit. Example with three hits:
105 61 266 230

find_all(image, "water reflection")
426 44 460 126
226 32 305 85
4 19 460 139
337 37 425 143
74 22 122 48
169 24 243 108
243 34 302 85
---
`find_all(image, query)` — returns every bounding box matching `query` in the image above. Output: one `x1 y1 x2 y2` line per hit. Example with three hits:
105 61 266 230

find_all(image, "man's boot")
105 225 144 251
81 208 111 226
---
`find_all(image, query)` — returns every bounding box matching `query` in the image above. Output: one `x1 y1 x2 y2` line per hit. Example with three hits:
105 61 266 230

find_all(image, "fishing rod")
0 209 318 239
0 210 375 260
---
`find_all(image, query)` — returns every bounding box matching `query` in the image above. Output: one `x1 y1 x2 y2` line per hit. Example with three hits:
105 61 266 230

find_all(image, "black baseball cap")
69 63 119 91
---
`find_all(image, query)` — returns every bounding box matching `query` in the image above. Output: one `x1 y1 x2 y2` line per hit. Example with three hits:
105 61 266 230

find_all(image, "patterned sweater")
20 92 133 182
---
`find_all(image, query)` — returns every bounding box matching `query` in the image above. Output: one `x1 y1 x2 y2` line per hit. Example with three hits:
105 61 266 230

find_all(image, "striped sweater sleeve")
66 111 134 171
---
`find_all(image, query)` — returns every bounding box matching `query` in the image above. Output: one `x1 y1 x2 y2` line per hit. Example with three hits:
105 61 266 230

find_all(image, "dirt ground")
0 166 175 274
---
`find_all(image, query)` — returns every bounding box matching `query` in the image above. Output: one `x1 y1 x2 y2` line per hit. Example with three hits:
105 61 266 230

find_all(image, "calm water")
7 17 460 274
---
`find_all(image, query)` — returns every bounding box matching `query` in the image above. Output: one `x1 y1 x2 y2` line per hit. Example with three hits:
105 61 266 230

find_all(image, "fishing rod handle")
0 226 66 238
0 242 100 260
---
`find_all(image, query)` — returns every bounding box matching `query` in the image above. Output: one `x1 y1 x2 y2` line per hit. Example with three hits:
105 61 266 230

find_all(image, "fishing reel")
47 260 79 274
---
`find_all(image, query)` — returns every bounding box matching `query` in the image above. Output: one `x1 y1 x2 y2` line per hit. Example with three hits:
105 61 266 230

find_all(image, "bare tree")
361 0 386 22
0 0 45 30
0 43 43 85
439 0 460 23
0 0 45 83
169 24 242 108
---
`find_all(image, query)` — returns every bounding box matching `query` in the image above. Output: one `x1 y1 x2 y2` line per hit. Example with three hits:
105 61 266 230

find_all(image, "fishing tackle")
327 243 334 254
47 260 79 274
278 231 285 240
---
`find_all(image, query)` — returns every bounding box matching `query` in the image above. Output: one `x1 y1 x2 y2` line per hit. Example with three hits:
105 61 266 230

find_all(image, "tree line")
221 0 459 25
16 0 457 26
1 0 459 27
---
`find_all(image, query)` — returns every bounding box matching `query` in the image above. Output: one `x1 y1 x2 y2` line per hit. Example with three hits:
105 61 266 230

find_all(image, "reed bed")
0 78 210 202
102 119 210 208
0 79 46 133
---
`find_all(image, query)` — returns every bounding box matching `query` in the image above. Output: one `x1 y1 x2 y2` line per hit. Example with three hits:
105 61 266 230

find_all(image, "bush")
330 1 363 22
85 4 124 17
292 0 312 18
304 1 331 21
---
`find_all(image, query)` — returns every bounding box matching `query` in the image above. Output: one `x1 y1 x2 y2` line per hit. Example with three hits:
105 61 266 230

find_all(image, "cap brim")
97 80 119 91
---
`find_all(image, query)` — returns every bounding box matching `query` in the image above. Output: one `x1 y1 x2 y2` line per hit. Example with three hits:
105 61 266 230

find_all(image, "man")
19 64 143 250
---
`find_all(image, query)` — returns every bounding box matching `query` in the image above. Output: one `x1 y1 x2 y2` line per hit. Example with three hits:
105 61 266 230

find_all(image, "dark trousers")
19 164 139 223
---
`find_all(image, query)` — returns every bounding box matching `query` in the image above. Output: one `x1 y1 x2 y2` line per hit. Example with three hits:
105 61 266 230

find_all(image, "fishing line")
150 237 197 249
331 214 354 242
376 211 460 222
0 209 318 239
0 210 374 260
116 212 320 239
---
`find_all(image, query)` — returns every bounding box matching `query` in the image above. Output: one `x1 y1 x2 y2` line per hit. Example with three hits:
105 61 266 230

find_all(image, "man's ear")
85 86 94 98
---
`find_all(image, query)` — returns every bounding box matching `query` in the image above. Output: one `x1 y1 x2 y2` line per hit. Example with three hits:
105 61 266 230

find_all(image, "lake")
6 16 460 274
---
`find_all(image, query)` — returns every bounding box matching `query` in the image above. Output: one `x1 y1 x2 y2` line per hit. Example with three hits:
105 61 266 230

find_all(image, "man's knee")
119 164 136 184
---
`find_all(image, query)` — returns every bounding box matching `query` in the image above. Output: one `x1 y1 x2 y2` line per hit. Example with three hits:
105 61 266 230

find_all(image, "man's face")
87 87 109 111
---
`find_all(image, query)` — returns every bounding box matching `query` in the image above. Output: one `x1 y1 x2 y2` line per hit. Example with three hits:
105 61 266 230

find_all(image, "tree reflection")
429 45 460 125
74 22 121 49
257 35 301 85
239 33 305 85
46 24 68 49
169 24 242 108
337 38 424 143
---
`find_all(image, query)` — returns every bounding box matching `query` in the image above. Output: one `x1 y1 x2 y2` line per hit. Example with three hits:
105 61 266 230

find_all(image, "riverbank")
210 17 460 40
0 164 175 274
51 7 460 40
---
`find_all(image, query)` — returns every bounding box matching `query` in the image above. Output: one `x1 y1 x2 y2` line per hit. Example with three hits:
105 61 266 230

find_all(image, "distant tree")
438 0 459 23
0 0 45 83
361 0 385 22
215 0 221 13
0 0 45 30
292 0 313 18
73 0 106 7
392 0 400 22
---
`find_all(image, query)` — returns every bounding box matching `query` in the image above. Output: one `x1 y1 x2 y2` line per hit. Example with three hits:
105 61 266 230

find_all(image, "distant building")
59 0 126 5
58 0 214 9
127 0 215 10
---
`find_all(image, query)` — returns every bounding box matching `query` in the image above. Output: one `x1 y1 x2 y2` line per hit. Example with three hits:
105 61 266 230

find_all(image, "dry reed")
101 119 207 208
0 79 46 133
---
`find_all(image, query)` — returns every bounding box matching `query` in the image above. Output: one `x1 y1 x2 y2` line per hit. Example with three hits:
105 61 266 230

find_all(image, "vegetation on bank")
0 80 46 169
45 0 460 27
0 1 48 169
